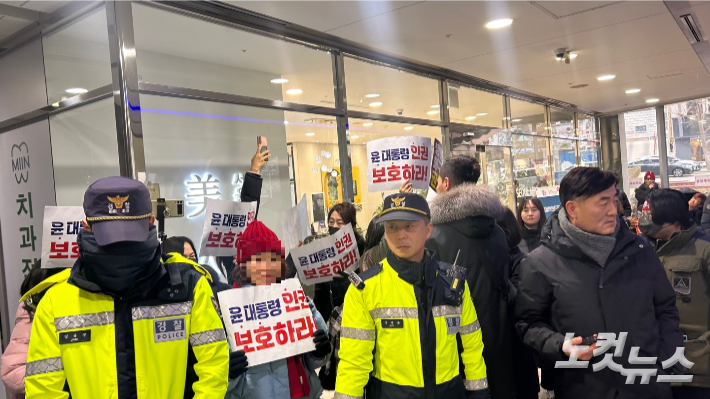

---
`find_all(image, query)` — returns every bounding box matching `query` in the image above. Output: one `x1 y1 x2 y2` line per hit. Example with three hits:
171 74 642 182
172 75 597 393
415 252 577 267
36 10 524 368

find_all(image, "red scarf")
286 356 311 398
233 283 311 398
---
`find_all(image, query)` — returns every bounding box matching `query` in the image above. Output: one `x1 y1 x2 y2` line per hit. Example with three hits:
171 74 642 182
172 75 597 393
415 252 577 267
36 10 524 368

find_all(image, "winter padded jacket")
1 304 31 399
516 209 684 399
426 183 515 399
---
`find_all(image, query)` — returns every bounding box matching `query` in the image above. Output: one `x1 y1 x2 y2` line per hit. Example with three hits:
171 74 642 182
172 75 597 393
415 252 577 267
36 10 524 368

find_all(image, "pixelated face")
246 251 282 286
384 219 433 262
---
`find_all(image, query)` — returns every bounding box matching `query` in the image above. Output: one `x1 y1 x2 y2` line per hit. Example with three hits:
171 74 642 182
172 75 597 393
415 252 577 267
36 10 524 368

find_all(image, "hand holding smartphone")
257 136 268 155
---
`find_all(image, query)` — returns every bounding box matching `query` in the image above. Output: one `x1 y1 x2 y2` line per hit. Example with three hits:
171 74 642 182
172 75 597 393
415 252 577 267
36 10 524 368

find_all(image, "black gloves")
312 329 331 358
228 350 249 379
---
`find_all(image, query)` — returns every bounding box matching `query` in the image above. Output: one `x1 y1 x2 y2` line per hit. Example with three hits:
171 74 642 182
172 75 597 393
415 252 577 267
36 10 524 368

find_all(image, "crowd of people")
1 143 709 399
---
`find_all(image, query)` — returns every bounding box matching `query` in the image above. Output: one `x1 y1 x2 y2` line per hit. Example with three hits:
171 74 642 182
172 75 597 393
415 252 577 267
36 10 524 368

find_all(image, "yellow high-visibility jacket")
25 253 229 399
334 250 488 399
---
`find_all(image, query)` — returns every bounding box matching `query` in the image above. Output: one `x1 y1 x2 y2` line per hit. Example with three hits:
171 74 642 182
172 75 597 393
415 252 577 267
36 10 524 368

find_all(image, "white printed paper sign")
200 198 257 257
40 206 85 269
282 194 310 252
217 278 317 367
289 224 360 284
367 136 432 192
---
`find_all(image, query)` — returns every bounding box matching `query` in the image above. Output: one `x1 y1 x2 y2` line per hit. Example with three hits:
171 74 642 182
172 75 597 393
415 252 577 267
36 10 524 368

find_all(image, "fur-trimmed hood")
430 183 504 225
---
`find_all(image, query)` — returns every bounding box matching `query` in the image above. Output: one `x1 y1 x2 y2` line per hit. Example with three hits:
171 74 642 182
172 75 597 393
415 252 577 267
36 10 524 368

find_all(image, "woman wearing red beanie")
225 221 332 399
635 170 659 211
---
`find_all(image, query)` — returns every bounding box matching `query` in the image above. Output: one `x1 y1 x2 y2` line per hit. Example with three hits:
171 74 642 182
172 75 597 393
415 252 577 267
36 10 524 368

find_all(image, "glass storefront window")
578 115 598 141
448 84 504 128
510 98 546 134
43 6 112 105
50 99 120 205
550 108 575 138
344 57 440 121
512 134 551 200
133 4 335 108
664 99 709 191
580 140 599 168
348 118 441 228
623 107 659 207
552 138 578 182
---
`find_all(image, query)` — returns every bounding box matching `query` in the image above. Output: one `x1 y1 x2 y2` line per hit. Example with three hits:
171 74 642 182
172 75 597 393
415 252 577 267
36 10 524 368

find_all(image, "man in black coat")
426 155 515 399
516 167 684 399
635 170 659 211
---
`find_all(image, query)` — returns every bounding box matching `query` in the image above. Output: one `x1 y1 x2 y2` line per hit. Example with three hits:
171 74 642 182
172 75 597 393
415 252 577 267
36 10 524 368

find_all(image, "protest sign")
40 206 85 269
217 278 316 366
367 136 432 191
200 198 257 256
429 138 443 190
289 224 360 284
282 194 310 252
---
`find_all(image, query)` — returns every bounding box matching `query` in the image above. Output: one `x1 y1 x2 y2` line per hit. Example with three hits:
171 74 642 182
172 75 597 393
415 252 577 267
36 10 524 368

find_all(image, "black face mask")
77 227 161 295
328 226 340 236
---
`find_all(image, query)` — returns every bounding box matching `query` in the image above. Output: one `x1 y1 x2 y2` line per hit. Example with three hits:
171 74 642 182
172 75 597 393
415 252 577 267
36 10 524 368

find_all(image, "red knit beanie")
644 171 655 180
235 221 284 264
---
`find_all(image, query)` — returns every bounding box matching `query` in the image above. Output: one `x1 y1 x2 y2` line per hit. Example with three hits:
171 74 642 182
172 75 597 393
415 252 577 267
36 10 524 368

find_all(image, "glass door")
453 144 516 211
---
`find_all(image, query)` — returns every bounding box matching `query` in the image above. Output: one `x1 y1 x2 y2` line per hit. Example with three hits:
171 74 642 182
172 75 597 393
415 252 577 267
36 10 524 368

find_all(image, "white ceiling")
228 0 710 114
0 1 68 42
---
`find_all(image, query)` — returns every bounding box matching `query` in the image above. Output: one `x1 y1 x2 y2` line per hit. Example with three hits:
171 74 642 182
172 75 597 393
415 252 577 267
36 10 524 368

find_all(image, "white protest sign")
40 206 85 269
367 136 432 192
218 278 317 367
282 194 310 252
199 198 257 257
289 224 360 285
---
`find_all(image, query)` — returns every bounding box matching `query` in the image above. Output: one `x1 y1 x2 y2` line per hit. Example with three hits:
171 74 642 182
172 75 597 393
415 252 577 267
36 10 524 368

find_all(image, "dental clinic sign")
0 121 57 333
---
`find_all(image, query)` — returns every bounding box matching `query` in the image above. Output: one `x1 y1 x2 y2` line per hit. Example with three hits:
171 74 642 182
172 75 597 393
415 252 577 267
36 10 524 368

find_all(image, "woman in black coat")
517 197 547 253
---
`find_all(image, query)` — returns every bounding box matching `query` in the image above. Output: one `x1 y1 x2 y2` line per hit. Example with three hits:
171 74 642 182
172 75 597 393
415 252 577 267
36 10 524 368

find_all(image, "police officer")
25 177 229 399
334 193 490 399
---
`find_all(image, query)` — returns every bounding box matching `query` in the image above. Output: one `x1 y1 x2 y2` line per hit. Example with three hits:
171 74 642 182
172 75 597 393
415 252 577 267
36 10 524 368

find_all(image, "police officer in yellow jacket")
25 176 229 399
334 193 489 399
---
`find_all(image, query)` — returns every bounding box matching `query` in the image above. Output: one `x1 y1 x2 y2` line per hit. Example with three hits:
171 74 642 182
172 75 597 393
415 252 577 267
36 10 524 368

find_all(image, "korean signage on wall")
0 121 57 333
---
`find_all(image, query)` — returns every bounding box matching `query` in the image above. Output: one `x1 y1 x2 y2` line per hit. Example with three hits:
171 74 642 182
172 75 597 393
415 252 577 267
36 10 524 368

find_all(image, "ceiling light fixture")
65 88 88 94
351 135 360 139
430 105 440 108
427 110 439 115
270 78 289 84
365 93 380 98
646 98 660 103
597 75 616 81
404 126 414 131
286 89 303 95
363 122 374 127
283 121 289 125
306 132 316 136
369 102 383 107
465 116 477 121
625 88 641 94
512 119 522 122
476 112 488 116
485 18 513 29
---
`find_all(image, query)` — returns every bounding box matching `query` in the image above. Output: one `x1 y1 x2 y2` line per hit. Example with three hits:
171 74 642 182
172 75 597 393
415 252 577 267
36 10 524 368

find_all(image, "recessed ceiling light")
65 88 88 94
404 126 414 131
271 78 289 84
427 110 439 115
430 105 440 108
306 132 316 136
625 88 641 94
51 102 61 107
351 135 360 139
646 98 660 103
485 18 513 29
465 116 477 121
512 119 522 122
365 93 380 98
569 53 578 59
369 102 383 107
597 75 616 81
363 122 374 127
476 113 488 116
283 121 289 125
286 89 303 95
